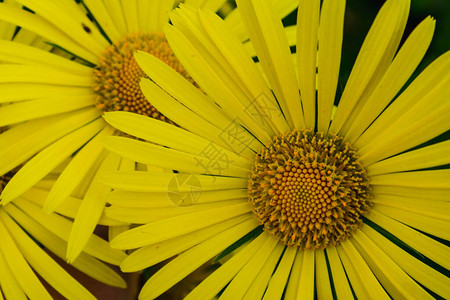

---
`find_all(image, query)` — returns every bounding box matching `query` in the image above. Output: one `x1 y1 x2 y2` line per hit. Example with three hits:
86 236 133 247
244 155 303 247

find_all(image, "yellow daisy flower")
101 0 450 299
0 0 297 263
0 9 129 300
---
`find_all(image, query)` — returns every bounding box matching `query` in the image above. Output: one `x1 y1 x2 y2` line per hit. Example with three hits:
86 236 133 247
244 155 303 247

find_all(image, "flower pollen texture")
248 129 372 249
93 32 192 122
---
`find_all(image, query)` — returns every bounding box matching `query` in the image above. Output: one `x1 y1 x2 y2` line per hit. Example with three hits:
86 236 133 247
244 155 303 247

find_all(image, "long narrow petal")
13 198 126 265
326 247 355 300
82 0 121 41
0 4 97 63
103 136 249 177
355 51 450 149
343 17 435 142
329 0 409 134
362 225 450 298
337 240 390 299
0 213 52 299
139 78 259 157
351 229 433 299
121 214 252 272
297 250 315 299
0 211 96 300
367 140 450 176
139 218 259 299
263 246 297 300
66 152 122 263
317 0 346 132
44 126 113 213
99 171 247 193
110 202 251 249
0 40 92 75
220 235 278 299
186 231 266 300
297 0 319 129
0 95 94 127
103 111 251 164
4 203 126 287
236 0 303 129
1 118 105 205
315 250 333 300
367 210 449 270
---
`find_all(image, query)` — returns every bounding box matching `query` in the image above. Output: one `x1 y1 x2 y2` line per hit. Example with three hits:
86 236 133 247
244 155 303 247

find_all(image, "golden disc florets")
93 33 193 122
248 129 372 249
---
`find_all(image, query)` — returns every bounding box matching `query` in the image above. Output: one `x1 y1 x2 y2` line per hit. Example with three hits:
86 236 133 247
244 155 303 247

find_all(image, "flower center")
248 129 372 249
93 33 192 122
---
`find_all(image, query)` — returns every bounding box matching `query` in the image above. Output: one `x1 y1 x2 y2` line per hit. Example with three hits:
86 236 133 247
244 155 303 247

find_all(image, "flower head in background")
0 9 130 299
102 0 450 298
0 0 297 263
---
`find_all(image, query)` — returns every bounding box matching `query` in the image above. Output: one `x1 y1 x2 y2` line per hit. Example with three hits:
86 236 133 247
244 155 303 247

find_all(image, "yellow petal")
284 247 303 299
263 246 297 300
352 229 433 299
317 0 346 132
99 171 247 193
355 51 450 149
163 23 272 142
0 226 27 300
370 169 450 189
107 188 247 208
1 118 105 205
221 235 278 299
297 0 319 129
297 250 315 299
106 199 246 224
103 136 249 177
326 247 353 299
139 78 258 157
0 40 92 75
337 240 390 299
0 212 52 299
0 4 97 63
244 242 285 299
111 202 251 249
374 204 449 240
362 225 450 298
104 111 251 164
315 250 333 300
0 210 96 300
367 140 450 176
186 230 266 300
44 126 114 213
372 185 449 202
13 198 126 265
139 217 258 299
0 83 90 104
0 95 94 127
66 152 122 263
121 0 139 32
371 194 450 220
330 0 409 135
236 0 303 129
4 203 126 288
121 214 252 272
367 210 449 270
103 0 127 35
0 64 92 86
344 16 435 142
